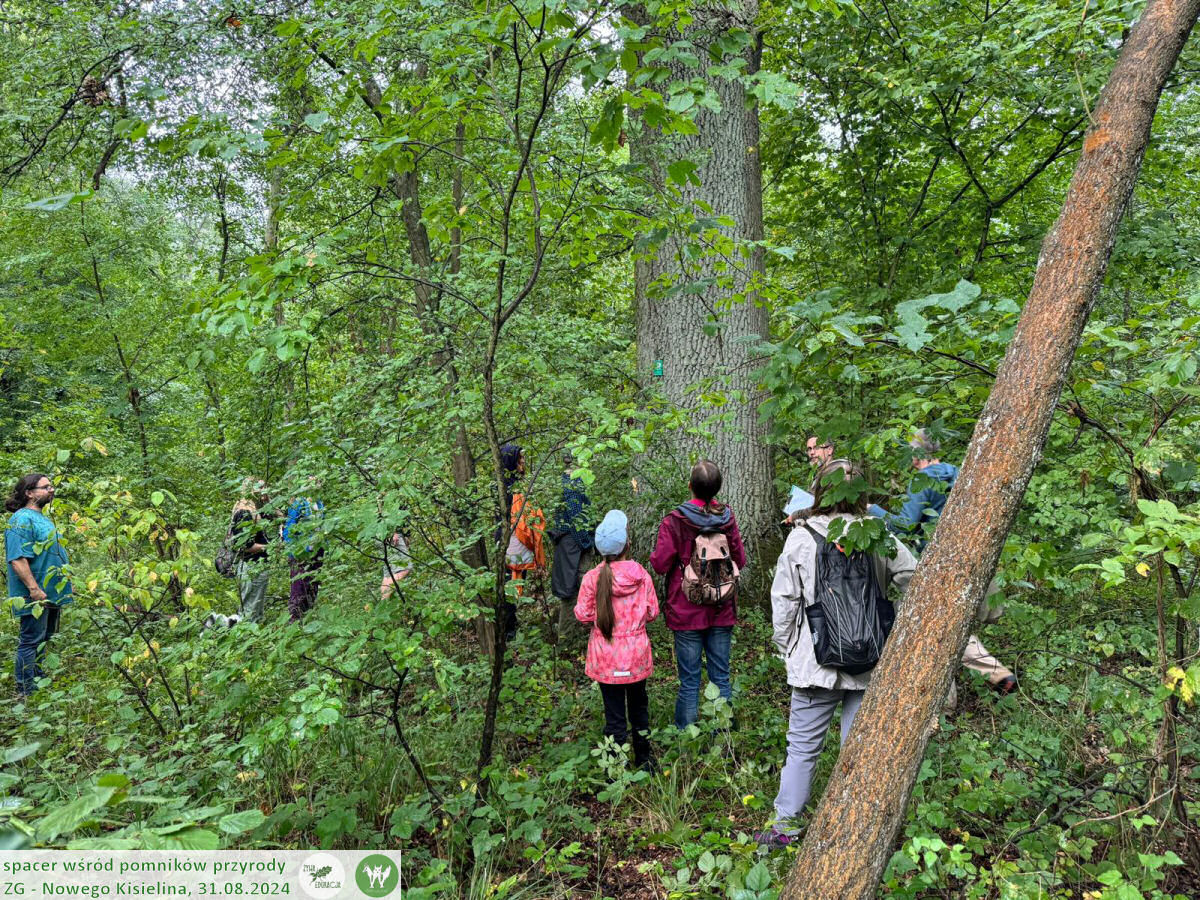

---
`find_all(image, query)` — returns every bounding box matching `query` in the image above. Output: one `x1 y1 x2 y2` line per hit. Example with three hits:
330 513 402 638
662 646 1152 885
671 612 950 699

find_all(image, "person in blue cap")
575 509 660 771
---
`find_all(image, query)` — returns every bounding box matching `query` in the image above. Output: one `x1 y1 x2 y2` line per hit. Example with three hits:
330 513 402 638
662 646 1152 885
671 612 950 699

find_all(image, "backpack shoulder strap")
800 522 824 545
870 552 888 594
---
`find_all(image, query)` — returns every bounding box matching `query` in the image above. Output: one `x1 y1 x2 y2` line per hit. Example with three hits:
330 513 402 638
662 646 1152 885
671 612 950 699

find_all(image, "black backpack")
802 523 894 675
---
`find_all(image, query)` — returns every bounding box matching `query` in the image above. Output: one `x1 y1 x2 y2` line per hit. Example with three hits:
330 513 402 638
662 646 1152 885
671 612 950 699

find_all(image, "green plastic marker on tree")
653 359 663 377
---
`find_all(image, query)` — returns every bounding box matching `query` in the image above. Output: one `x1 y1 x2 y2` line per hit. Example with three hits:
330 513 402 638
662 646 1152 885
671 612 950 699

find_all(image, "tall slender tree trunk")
632 2 773 541
264 152 296 418
321 60 493 642
783 0 1200 894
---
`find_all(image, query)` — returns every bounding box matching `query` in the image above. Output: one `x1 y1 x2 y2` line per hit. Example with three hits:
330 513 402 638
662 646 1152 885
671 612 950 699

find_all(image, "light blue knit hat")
594 509 628 557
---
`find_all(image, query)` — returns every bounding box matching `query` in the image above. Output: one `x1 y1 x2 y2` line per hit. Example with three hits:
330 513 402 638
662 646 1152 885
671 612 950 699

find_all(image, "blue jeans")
673 626 732 728
15 605 61 695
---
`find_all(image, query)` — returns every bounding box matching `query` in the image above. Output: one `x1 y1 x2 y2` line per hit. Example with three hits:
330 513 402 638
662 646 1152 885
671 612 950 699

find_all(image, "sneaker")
992 675 1018 695
754 828 796 850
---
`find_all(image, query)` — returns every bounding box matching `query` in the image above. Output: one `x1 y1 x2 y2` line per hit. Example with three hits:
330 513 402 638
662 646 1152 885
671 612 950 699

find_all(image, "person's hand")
29 586 48 604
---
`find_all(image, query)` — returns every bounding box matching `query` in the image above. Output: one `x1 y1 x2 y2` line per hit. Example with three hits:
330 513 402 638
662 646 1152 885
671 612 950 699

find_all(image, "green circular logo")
355 854 400 898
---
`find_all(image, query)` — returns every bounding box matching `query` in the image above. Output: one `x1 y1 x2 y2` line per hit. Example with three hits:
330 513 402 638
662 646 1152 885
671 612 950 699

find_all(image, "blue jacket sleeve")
888 487 929 536
282 501 309 545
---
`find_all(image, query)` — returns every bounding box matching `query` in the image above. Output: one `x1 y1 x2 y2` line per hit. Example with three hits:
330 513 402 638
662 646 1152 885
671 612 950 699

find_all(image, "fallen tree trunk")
782 0 1200 894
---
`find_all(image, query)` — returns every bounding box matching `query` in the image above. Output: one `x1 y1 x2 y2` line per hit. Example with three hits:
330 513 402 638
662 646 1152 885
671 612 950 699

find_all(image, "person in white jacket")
757 459 918 849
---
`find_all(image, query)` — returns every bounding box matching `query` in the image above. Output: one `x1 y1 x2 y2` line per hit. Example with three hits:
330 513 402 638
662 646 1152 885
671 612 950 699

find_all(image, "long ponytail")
595 557 616 641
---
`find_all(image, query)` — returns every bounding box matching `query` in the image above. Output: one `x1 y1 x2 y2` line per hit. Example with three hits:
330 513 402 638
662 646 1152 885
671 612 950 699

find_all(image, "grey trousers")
773 686 864 834
237 560 270 623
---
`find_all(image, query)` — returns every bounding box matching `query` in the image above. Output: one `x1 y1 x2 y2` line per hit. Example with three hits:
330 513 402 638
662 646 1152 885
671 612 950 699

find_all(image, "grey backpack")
214 519 237 578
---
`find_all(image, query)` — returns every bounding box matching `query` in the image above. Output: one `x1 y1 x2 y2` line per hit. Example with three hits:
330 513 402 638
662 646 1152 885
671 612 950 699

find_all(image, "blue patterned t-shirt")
6 508 73 615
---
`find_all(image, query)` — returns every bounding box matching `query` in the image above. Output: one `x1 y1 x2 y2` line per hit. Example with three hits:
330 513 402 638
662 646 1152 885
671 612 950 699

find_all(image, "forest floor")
1 576 1197 899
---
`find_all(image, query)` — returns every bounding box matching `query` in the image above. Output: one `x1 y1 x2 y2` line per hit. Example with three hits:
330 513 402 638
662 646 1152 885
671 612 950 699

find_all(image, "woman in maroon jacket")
650 460 747 728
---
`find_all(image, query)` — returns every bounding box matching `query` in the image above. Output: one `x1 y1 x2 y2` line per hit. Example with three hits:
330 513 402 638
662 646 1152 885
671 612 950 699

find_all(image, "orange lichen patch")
1083 126 1112 154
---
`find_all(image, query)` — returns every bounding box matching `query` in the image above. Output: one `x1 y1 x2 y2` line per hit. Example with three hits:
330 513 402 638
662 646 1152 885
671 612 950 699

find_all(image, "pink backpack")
682 529 740 607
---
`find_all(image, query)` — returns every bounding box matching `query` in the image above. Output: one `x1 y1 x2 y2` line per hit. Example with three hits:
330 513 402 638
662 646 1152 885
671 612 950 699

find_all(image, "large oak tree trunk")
633 2 774 540
783 0 1200 894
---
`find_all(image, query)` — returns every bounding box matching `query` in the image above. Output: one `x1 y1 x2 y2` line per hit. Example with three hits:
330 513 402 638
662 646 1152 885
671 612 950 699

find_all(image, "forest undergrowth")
2 555 1195 900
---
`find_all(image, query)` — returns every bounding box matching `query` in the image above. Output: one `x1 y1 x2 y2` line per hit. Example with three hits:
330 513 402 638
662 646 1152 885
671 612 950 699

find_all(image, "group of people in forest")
6 427 1017 844
219 476 411 626
497 446 746 757
3 472 413 694
506 429 1017 847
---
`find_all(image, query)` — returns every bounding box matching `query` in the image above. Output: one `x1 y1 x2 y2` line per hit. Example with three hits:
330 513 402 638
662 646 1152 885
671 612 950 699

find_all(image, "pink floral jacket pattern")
575 559 660 684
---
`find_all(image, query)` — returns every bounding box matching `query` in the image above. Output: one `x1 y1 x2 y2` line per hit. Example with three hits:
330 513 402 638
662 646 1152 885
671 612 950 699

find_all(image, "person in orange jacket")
499 443 546 641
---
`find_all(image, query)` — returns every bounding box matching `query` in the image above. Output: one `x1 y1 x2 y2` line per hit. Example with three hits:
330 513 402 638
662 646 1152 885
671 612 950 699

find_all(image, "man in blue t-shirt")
5 473 73 695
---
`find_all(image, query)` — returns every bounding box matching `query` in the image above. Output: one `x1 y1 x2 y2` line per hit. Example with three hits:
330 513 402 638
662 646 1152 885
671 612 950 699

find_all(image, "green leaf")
217 809 266 835
667 159 699 187
667 91 695 113
24 191 93 212
35 781 122 842
894 281 982 351
159 828 220 850
310 707 339 726
304 111 330 132
3 743 41 765
0 831 31 851
895 307 932 352
925 279 981 313
96 773 130 793
66 837 140 850
1096 868 1123 886
745 861 771 892
247 347 268 373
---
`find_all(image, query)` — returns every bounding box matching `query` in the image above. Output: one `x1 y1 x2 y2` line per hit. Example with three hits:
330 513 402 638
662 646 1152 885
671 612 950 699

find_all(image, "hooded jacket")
888 462 959 551
574 559 660 684
770 514 917 690
505 493 546 571
649 500 747 631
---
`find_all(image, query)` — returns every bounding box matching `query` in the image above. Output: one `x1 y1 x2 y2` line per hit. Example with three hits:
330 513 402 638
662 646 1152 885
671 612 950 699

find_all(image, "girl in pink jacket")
575 509 660 770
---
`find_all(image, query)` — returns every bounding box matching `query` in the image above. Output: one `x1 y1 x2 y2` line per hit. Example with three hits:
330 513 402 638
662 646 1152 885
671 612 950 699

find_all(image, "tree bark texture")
633 1 773 540
783 0 1200 895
